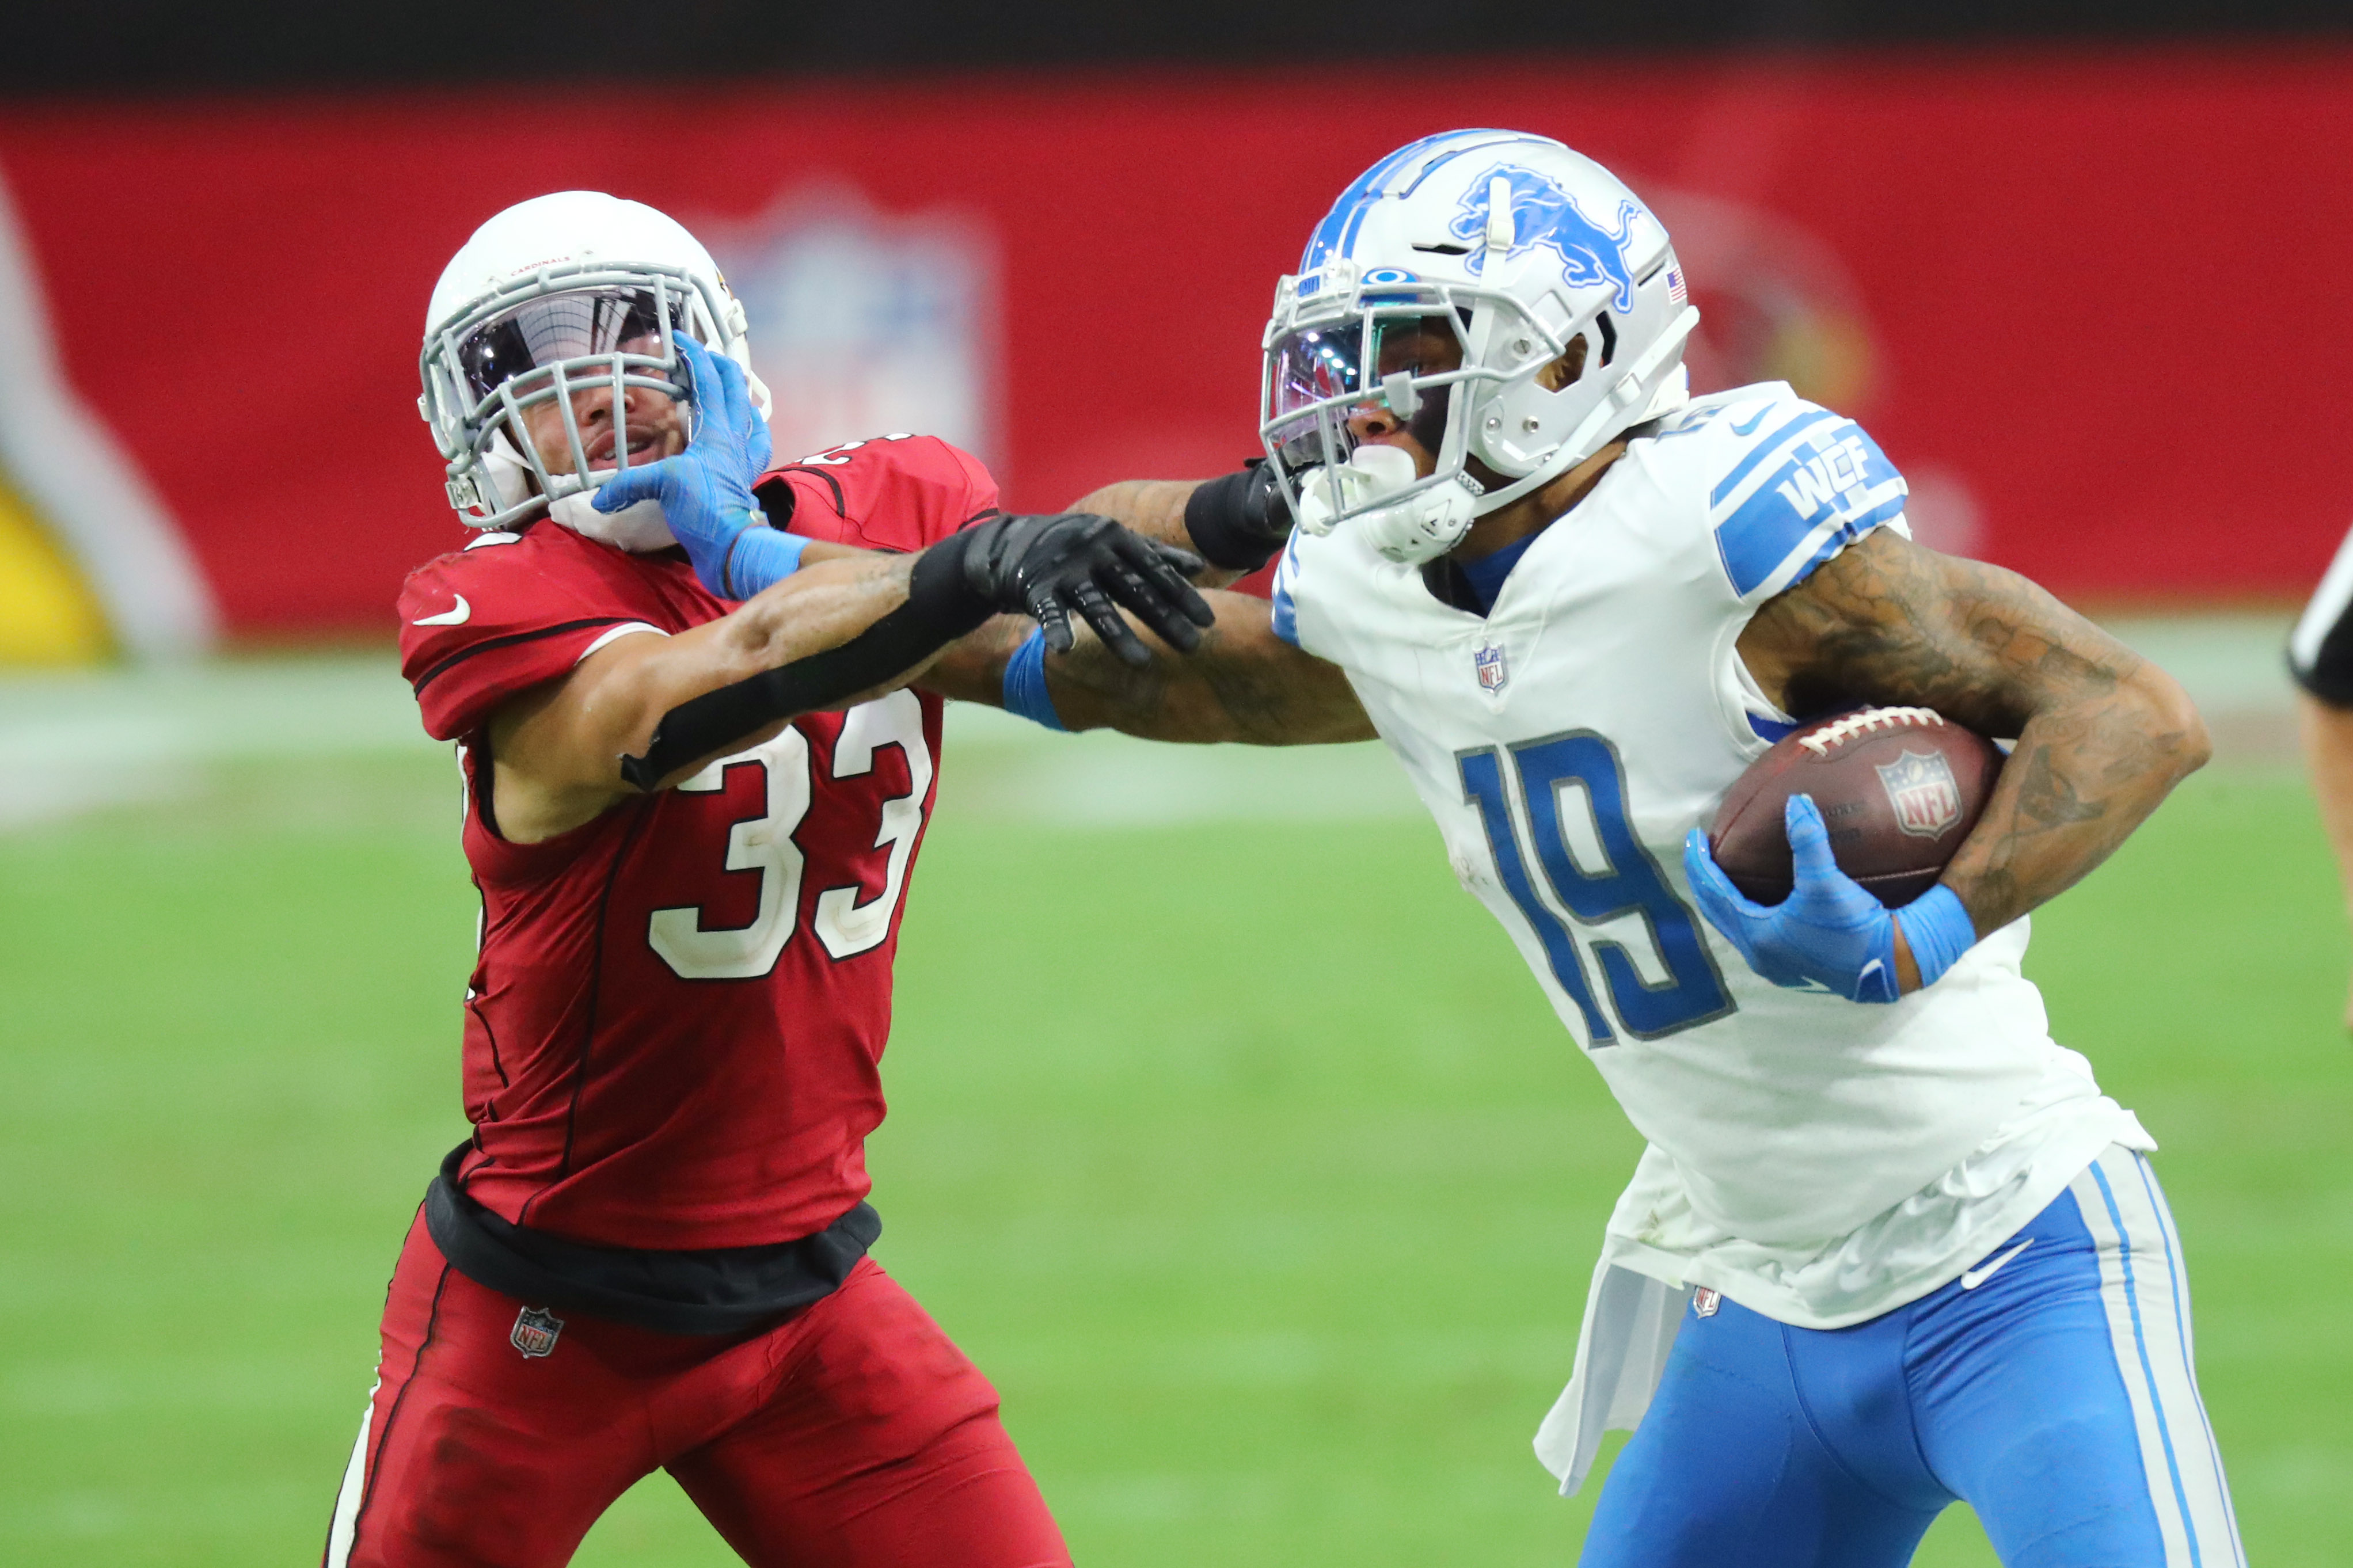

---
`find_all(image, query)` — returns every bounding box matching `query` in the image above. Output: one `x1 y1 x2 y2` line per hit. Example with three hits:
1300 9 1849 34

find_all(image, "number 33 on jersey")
393 434 991 1254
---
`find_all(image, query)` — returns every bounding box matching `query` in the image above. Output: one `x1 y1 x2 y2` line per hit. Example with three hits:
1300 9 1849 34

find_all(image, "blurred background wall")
0 3 2347 649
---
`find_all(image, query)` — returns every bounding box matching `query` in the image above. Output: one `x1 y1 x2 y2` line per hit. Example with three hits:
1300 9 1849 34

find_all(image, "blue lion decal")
1449 165 1644 313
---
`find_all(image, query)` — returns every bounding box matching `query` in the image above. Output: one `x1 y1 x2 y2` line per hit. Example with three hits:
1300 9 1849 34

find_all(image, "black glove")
618 512 1212 790
1182 460 1291 572
937 510 1215 667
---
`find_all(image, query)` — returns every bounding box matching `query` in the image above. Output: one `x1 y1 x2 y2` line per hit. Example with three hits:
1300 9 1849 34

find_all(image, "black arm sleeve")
1182 460 1289 572
2291 522 2353 707
618 537 988 791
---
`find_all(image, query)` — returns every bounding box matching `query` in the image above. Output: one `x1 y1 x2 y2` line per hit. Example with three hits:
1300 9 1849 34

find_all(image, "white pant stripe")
322 1381 376 1568
2130 1155 2248 1564
2070 1149 2244 1568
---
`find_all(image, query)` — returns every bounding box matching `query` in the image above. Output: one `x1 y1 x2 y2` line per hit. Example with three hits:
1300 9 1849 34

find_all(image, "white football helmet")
419 191 770 547
1260 131 1700 564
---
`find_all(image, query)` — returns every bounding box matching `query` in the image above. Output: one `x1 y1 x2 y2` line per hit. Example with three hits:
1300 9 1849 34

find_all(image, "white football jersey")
1270 382 2149 1490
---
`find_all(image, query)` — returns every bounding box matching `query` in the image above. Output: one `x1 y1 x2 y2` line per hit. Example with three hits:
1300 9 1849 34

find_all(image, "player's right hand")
590 335 774 596
1685 794 1905 1003
955 511 1216 667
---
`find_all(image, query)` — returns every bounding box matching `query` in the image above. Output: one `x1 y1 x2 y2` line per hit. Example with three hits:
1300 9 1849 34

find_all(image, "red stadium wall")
3 44 2350 635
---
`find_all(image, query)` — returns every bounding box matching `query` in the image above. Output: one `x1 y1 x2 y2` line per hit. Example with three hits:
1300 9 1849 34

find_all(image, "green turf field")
1 667 2346 1564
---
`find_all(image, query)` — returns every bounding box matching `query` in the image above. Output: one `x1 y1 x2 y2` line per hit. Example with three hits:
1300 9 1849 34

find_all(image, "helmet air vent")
1595 312 1618 367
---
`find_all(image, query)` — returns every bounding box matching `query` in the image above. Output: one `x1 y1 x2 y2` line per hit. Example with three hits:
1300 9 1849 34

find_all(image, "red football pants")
323 1212 1070 1567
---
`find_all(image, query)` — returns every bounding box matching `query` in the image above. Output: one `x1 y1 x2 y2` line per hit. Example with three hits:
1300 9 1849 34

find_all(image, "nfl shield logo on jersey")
1876 749 1964 838
510 1306 564 1358
1693 1287 1723 1319
1474 642 1509 693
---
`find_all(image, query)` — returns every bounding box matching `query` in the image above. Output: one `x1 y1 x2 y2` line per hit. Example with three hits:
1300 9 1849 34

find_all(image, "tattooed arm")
1737 528 2210 956
920 470 1369 739
923 592 1374 744
1062 478 1254 588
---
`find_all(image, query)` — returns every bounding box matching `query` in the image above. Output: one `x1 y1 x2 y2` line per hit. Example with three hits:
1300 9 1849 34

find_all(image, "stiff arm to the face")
929 484 2207 951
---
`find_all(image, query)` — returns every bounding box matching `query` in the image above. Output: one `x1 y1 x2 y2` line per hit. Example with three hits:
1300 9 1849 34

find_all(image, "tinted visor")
1267 312 1464 472
457 286 678 404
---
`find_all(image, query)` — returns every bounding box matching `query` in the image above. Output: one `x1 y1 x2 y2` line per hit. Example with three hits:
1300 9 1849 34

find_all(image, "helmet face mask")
1260 132 1702 563
419 192 766 538
423 261 725 530
1262 271 1557 538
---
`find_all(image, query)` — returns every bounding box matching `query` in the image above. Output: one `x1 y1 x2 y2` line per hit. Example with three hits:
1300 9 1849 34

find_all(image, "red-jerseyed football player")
322 191 1214 1567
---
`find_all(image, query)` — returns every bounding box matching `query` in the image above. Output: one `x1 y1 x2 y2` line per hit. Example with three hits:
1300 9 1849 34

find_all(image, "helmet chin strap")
479 427 681 553
548 482 677 552
1297 446 1480 566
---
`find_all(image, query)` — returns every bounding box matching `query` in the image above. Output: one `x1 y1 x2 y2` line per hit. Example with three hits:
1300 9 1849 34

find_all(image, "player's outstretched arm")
489 551 936 842
1062 464 1291 591
925 591 1374 745
1737 528 2210 949
919 462 1366 743
489 515 1214 843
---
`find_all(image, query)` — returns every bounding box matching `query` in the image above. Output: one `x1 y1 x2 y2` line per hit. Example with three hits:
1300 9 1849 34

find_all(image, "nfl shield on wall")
510 1306 564 1358
706 189 997 476
1876 749 1963 838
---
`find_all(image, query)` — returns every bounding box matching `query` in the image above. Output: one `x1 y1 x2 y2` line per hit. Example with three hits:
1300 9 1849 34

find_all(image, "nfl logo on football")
510 1306 564 1359
1876 750 1963 838
1474 642 1508 694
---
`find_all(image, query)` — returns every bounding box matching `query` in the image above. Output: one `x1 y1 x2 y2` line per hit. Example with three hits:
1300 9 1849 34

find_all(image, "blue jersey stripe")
1716 469 1905 597
1271 583 1301 646
1761 495 1909 596
1708 409 1837 508
1270 535 1303 646
2090 1160 2203 1566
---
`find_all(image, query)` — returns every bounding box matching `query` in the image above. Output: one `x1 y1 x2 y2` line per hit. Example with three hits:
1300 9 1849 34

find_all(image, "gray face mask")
545 486 677 553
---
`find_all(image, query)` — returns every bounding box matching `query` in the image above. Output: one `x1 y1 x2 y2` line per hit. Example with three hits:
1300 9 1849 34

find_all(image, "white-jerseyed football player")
925 131 2242 1565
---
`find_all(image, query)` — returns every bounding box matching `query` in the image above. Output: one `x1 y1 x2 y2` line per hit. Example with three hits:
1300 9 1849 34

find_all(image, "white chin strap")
1296 445 1477 566
546 481 677 553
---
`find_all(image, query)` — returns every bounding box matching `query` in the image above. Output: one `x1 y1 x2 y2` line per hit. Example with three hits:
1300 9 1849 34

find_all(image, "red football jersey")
396 436 997 1251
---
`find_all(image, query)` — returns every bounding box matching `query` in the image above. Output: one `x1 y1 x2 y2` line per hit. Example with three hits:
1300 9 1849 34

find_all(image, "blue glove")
1682 794 1981 1004
590 335 801 598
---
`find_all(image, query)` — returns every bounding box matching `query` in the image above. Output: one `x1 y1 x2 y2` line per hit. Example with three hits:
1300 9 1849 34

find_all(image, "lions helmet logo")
1449 165 1644 314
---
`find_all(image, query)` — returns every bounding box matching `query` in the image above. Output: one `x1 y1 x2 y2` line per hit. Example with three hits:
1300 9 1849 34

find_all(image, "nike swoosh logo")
1729 406 1770 435
1961 1239 2032 1289
413 595 470 627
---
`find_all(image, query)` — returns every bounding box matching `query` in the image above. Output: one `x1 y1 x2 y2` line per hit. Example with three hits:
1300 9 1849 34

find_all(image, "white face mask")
546 484 677 553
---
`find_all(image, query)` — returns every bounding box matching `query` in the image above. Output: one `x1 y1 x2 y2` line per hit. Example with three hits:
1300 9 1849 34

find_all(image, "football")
1708 706 2005 908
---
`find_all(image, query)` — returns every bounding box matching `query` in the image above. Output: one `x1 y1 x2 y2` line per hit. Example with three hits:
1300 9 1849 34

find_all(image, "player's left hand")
590 334 775 596
1683 793 1908 1004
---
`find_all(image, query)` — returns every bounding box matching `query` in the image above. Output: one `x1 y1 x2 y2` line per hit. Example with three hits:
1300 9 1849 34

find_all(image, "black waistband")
424 1143 880 1337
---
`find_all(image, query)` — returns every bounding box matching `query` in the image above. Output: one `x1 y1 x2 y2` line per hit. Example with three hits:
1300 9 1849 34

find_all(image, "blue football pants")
1581 1148 2242 1567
